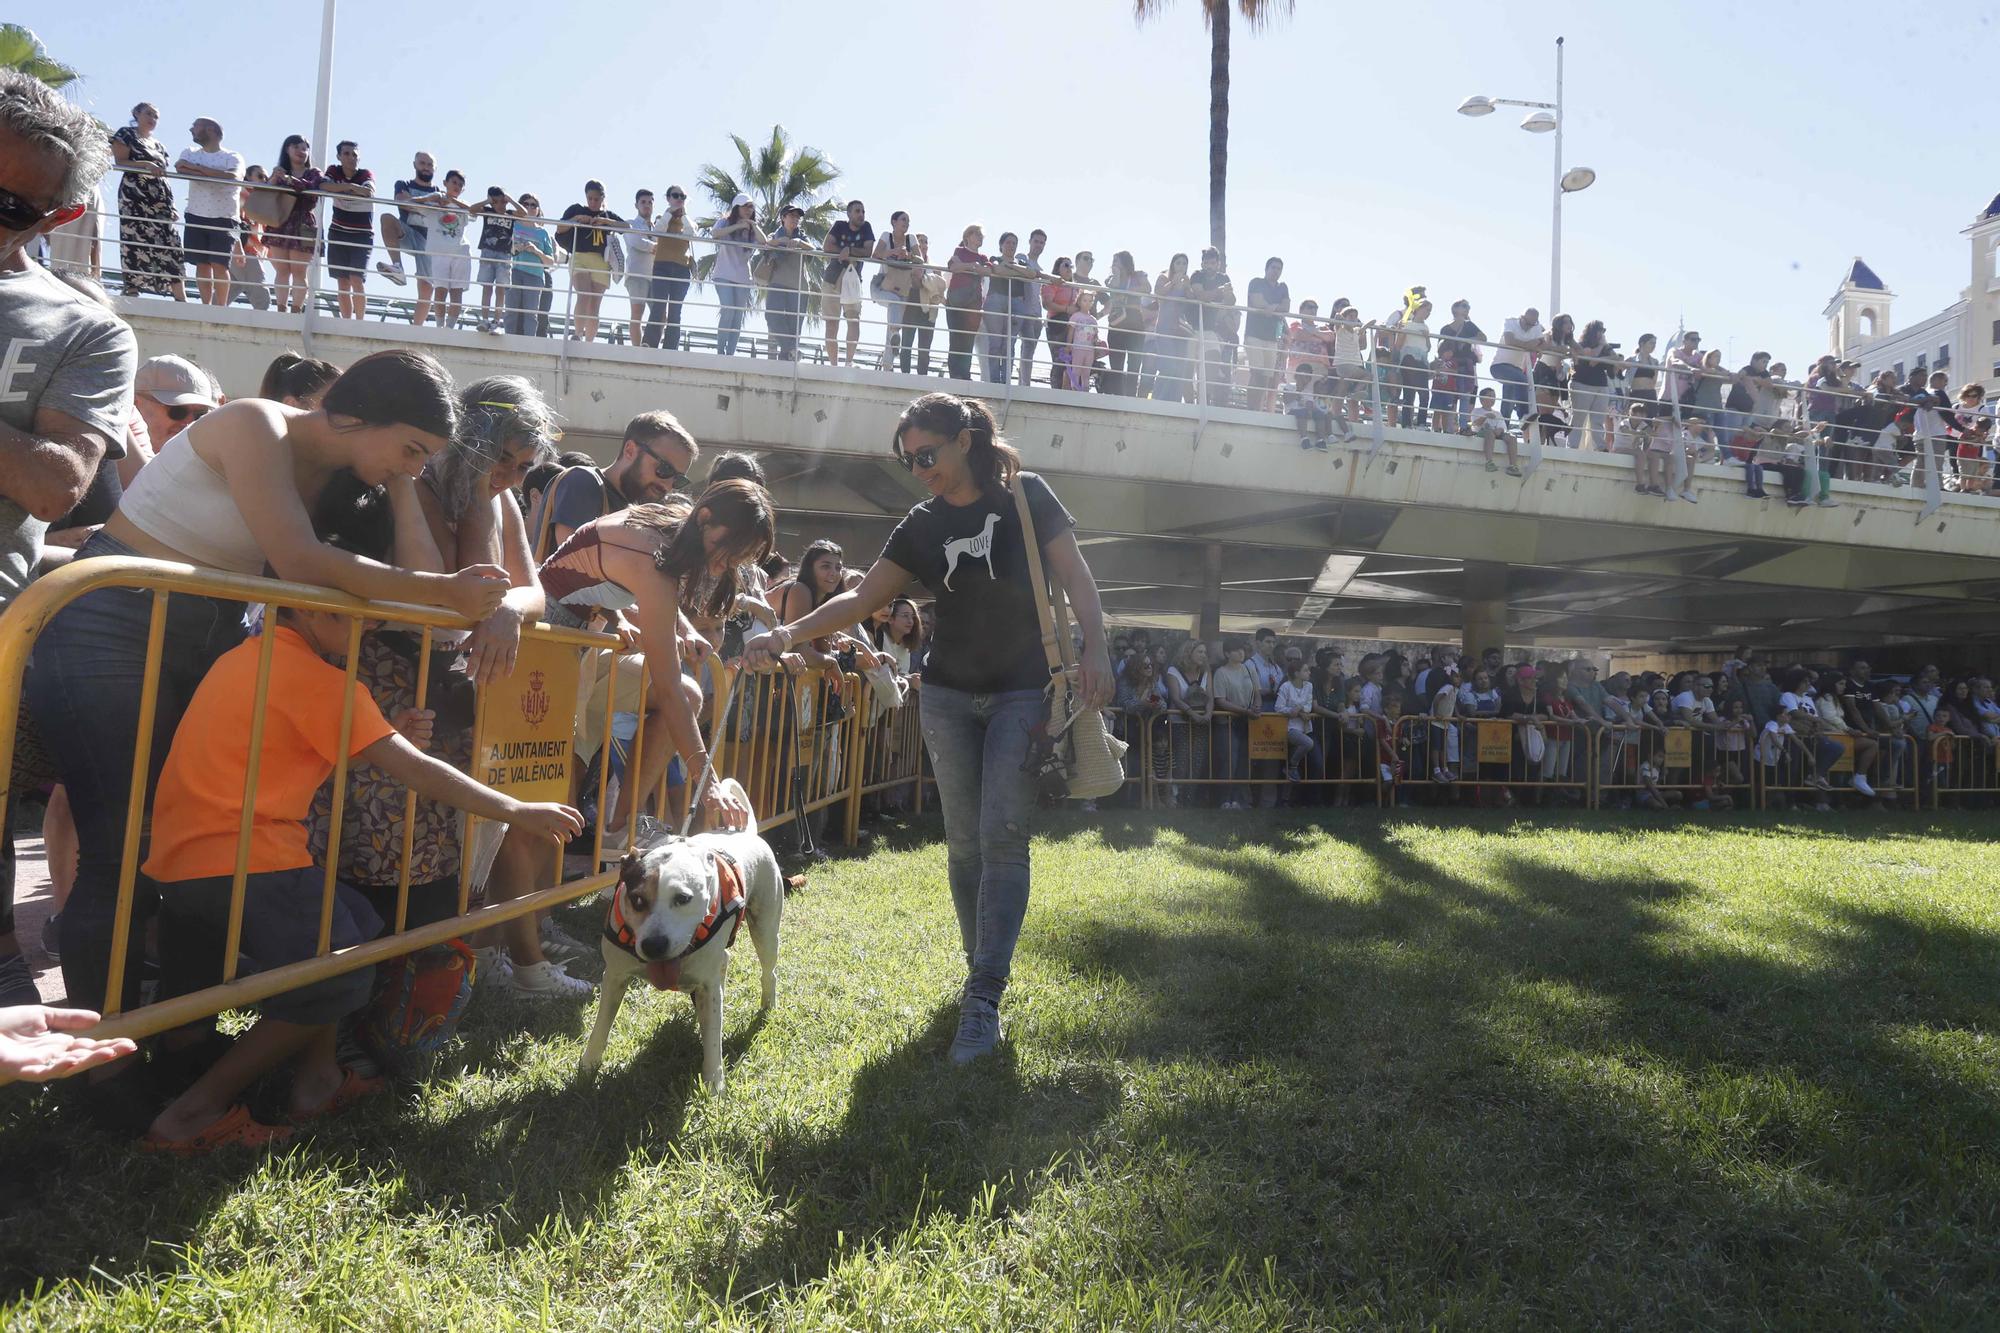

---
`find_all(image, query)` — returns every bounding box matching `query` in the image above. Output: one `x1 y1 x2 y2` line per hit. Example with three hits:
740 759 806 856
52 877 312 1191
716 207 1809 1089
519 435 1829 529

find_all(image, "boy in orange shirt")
141 602 583 1152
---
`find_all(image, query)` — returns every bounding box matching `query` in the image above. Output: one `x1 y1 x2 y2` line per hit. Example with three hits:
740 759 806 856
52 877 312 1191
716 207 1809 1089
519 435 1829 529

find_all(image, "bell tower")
1968 194 2000 391
1824 257 1892 361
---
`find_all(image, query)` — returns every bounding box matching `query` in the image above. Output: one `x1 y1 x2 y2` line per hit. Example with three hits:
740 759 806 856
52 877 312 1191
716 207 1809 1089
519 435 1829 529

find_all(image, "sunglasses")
165 404 212 423
636 440 685 486
0 185 63 233
666 191 686 200
894 445 940 472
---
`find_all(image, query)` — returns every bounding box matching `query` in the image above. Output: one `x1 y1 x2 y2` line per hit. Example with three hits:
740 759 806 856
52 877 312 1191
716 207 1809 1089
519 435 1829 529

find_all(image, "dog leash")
680 666 746 838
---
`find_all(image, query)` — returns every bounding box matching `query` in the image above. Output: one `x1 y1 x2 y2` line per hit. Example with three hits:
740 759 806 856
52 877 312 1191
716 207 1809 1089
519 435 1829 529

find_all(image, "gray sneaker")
948 998 1003 1066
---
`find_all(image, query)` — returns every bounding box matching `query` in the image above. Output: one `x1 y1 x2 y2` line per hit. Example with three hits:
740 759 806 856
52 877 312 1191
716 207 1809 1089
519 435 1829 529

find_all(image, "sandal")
289 1066 386 1124
141 1103 293 1156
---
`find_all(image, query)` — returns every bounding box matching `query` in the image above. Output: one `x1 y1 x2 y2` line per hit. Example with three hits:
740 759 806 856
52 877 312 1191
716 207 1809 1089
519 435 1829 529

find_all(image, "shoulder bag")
1014 478 1128 800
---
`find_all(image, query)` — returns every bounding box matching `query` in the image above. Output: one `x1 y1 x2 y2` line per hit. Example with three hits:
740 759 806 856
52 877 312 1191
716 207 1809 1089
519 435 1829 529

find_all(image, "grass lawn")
6 810 2000 1328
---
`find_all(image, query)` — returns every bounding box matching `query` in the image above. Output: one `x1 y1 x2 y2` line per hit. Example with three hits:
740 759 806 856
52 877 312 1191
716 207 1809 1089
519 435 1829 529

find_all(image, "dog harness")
603 848 748 972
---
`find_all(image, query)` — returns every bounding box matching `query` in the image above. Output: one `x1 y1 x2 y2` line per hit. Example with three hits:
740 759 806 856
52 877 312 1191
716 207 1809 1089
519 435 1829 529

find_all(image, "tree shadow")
719 998 1122 1305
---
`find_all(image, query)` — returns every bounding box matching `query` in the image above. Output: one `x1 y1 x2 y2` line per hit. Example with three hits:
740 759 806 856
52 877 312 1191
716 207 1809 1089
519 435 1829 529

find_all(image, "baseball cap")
730 192 753 209
135 355 221 408
1517 665 1538 680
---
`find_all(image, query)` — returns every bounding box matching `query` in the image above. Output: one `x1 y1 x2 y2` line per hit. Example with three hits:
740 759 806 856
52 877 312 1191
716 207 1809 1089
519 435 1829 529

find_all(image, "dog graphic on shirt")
941 512 1001 591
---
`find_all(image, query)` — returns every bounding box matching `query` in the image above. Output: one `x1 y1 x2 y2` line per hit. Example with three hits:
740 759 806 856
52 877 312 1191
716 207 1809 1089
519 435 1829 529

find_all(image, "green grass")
7 810 2000 1328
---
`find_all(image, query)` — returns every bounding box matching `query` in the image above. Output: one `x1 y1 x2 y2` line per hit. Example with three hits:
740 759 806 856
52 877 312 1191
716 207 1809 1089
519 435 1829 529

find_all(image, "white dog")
579 779 783 1091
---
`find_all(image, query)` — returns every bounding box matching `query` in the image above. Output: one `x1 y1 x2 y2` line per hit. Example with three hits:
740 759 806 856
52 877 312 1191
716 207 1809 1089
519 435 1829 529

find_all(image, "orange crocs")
140 1103 293 1156
289 1067 386 1124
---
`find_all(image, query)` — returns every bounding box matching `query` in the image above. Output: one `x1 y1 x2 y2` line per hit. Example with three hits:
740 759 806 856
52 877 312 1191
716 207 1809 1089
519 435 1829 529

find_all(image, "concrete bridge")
122 302 2000 653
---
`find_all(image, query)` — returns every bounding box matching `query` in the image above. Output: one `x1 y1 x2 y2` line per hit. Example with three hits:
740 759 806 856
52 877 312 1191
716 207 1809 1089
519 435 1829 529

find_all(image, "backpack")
357 940 478 1070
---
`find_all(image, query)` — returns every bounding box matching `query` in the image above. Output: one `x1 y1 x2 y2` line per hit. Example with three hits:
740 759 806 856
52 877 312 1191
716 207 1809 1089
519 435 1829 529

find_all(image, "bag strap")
1011 476 1069 688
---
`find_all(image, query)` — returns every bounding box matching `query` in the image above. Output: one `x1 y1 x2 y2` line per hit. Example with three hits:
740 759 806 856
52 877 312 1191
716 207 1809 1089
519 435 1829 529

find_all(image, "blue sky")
34 0 1996 364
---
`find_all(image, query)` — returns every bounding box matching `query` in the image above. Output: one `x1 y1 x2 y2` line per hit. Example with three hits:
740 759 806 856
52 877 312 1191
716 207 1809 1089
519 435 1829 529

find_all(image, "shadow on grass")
727 998 1122 1301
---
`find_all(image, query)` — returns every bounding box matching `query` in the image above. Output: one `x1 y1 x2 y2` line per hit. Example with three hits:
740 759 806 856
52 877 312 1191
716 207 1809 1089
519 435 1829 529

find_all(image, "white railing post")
1366 326 1389 458
299 0 338 355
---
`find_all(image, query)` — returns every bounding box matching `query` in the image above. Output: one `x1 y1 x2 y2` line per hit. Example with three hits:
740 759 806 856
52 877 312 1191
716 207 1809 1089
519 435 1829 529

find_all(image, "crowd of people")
1107 631 1993 814
8 72 1127 1137
42 105 1998 512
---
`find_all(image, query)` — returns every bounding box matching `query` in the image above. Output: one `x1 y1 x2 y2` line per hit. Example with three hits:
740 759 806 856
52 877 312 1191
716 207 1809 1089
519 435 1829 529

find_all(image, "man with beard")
531 410 699 560
376 150 437 324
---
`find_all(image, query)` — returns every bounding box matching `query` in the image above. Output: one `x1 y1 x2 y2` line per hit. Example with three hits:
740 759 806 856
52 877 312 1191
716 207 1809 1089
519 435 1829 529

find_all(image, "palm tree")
1132 0 1293 262
692 125 842 293
0 24 80 88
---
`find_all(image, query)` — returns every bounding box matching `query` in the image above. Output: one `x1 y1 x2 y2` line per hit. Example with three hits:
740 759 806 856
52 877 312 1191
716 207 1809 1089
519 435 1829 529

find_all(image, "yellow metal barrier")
0 557 892 1052
1930 733 1999 809
1399 715 1591 807
1148 711 1382 808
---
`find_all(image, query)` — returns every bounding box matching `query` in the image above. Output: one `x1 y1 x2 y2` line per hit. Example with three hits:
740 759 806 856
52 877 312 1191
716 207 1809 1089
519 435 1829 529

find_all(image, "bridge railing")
77 168 1999 516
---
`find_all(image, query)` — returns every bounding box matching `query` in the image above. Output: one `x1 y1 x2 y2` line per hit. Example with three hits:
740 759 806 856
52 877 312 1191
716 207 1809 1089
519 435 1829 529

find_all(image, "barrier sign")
1477 722 1513 765
474 637 583 801
1664 728 1692 768
1250 715 1289 761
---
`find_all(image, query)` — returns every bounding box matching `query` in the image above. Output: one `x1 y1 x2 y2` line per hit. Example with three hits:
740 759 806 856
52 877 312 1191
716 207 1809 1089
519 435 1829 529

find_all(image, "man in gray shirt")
0 70 137 1003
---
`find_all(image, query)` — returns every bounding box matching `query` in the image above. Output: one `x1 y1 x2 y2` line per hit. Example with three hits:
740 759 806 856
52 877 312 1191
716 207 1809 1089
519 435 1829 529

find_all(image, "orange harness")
604 850 747 969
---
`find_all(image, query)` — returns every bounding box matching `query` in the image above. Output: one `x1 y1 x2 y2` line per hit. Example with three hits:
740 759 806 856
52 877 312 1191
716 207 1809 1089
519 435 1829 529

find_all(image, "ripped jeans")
918 683 1044 1008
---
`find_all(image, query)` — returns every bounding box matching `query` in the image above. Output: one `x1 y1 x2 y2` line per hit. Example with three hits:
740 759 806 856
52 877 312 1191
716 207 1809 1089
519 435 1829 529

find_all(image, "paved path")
13 835 64 1003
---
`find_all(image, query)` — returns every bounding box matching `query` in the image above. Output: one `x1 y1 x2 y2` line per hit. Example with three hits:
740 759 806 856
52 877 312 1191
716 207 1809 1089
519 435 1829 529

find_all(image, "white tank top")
117 426 266 575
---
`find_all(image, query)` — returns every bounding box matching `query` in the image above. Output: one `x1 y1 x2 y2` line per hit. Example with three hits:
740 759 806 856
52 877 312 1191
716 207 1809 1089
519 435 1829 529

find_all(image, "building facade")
1825 192 2000 391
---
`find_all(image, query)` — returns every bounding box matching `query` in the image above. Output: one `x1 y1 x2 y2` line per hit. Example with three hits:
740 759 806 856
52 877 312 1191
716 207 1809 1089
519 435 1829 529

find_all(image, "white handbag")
1014 478 1127 800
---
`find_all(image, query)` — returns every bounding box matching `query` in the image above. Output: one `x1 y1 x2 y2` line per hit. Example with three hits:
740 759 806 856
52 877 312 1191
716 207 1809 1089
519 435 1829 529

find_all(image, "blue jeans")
24 531 247 1011
504 268 544 335
766 283 804 360
981 299 1016 384
716 280 750 356
918 683 1044 1007
1491 364 1530 423
646 260 691 349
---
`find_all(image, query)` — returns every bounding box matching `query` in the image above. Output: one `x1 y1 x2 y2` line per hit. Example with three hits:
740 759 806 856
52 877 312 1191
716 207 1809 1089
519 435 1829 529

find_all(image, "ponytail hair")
893 392 1021 494
258 350 340 405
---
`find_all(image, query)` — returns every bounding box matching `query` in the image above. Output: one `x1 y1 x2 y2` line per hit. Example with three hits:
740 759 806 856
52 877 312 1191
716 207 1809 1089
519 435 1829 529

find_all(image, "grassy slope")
5 811 2000 1329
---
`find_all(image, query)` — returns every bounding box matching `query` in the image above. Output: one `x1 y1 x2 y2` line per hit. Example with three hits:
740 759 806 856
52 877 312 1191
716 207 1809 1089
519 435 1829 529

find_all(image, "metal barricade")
1594 724 1755 809
1407 715 1591 807
1148 710 1382 808
0 558 857 1054
1931 733 2000 809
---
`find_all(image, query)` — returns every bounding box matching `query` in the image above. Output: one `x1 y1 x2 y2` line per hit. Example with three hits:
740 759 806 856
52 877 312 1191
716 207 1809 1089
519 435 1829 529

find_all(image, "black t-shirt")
824 220 875 284
1188 269 1237 340
558 205 624 256
880 471 1075 694
1439 320 1485 370
1245 277 1289 342
395 177 435 232
1498 688 1539 720
477 207 516 253
1571 340 1611 387
1726 366 1767 414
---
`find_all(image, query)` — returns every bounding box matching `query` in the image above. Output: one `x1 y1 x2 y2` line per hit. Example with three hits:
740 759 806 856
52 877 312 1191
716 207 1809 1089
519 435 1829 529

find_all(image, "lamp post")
1457 36 1595 316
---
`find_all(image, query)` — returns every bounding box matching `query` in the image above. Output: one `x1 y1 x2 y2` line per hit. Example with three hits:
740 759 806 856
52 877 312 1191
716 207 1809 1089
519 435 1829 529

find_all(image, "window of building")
1991 317 1999 344
1893 361 1904 380
1915 353 1926 371
1938 344 1950 366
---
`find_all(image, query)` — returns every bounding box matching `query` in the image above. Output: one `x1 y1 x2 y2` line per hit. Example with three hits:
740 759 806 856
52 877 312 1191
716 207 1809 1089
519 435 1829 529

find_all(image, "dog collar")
602 848 749 964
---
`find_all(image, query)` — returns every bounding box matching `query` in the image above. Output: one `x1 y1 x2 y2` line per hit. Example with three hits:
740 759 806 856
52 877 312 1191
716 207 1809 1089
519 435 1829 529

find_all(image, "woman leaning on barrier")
25 350 512 1016
745 392 1112 1066
305 376 557 979
108 102 184 299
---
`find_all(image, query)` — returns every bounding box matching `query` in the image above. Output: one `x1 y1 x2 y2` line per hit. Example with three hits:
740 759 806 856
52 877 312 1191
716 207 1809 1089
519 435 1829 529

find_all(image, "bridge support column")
1462 562 1508 658
1198 543 1223 641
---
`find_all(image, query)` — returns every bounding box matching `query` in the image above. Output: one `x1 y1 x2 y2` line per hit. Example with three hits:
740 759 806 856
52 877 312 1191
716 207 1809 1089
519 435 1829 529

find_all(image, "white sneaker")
540 917 592 961
1851 772 1876 797
1680 488 1699 504
376 260 407 286
1379 763 1395 784
473 946 513 986
508 959 593 998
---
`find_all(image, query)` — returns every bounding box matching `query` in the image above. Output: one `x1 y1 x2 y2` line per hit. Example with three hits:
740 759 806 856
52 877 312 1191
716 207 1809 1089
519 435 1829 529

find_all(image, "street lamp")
1456 36 1593 316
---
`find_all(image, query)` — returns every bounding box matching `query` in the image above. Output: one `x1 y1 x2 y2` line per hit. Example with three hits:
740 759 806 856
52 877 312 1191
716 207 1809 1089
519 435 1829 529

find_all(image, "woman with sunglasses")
27 350 514 1018
744 391 1112 1065
267 134 325 314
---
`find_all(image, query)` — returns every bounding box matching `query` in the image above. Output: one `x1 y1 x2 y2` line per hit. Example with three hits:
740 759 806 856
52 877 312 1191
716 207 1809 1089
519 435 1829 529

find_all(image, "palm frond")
0 24 79 87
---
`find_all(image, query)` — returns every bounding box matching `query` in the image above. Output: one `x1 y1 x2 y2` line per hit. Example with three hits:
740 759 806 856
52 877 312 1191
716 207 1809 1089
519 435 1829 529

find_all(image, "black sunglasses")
894 446 940 472
666 191 686 200
166 404 212 423
635 440 684 485
0 186 62 233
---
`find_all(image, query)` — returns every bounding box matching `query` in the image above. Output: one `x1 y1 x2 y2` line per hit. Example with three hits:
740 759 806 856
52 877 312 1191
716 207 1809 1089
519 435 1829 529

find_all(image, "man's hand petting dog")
699 781 752 832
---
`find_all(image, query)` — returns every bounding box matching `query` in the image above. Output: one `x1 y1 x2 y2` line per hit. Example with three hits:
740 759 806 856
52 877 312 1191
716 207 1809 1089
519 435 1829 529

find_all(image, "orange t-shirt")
144 626 396 883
